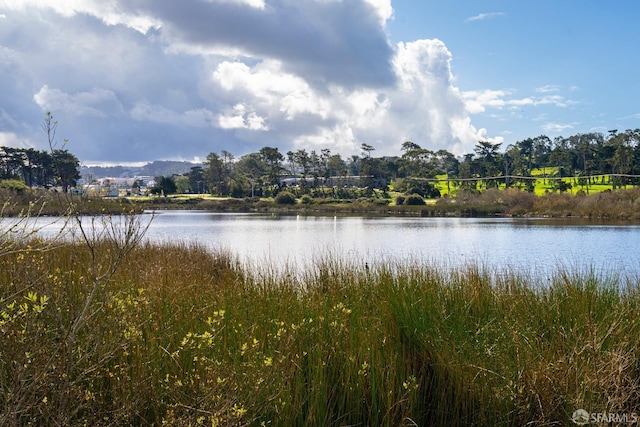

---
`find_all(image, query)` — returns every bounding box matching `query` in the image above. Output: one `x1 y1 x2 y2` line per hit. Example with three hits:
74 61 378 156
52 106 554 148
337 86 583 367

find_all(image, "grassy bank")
138 185 640 219
2 233 640 426
4 184 640 219
0 187 144 217
433 186 640 219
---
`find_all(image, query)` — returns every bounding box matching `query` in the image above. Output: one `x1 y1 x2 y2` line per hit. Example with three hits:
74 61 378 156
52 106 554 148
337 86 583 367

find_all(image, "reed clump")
2 235 640 426
437 186 640 218
0 188 143 216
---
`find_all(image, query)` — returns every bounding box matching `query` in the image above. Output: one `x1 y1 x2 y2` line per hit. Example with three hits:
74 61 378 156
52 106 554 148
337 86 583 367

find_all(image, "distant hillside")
82 160 202 179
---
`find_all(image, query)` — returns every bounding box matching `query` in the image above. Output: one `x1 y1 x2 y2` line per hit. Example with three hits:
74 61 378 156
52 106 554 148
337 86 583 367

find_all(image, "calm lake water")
140 210 640 279
23 210 640 279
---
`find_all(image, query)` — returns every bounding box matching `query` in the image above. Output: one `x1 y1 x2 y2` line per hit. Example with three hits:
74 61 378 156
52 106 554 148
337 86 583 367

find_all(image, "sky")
0 0 638 166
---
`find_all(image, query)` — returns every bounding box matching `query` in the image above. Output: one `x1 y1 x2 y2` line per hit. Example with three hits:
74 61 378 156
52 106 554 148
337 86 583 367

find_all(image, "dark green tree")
548 137 575 178
473 140 502 188
327 154 347 177
360 143 375 159
320 148 332 179
151 176 177 196
39 112 80 191
259 146 284 187
233 152 267 197
51 149 80 193
435 149 459 194
0 147 25 180
204 153 224 196
188 166 205 194
294 149 312 176
397 142 438 178
532 135 552 176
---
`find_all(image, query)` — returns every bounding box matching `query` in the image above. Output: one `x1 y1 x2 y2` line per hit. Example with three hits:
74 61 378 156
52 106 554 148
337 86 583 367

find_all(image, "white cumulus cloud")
218 104 269 131
0 0 509 162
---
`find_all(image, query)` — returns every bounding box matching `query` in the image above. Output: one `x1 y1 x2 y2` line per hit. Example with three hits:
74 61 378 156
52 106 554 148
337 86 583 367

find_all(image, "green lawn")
431 168 634 198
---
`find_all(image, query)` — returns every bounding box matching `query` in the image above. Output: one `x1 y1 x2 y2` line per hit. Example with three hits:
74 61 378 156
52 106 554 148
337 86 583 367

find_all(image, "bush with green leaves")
275 191 296 204
394 178 441 198
0 179 30 193
404 194 426 205
551 180 572 193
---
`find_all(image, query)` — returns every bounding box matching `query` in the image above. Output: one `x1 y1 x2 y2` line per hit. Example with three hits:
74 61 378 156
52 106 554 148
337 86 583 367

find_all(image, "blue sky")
0 0 638 165
390 1 640 139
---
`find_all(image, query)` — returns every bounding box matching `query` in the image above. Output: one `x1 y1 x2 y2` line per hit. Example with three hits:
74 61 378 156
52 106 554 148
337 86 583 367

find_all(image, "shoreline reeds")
1 238 639 426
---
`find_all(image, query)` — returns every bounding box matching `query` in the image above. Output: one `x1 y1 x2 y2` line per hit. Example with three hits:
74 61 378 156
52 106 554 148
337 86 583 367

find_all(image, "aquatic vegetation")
1 236 640 425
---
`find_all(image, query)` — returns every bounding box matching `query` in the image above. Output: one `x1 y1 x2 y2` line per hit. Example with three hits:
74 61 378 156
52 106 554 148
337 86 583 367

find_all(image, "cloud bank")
0 0 497 164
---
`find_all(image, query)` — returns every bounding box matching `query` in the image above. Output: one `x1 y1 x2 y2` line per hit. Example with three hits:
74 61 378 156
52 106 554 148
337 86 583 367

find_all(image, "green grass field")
432 168 637 199
2 228 640 426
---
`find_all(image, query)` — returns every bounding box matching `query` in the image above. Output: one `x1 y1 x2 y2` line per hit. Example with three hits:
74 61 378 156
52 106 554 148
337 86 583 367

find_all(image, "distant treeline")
0 146 80 192
5 128 640 197
177 129 640 197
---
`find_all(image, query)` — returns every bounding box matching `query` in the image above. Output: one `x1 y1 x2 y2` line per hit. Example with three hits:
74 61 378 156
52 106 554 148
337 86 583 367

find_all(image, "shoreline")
3 185 640 220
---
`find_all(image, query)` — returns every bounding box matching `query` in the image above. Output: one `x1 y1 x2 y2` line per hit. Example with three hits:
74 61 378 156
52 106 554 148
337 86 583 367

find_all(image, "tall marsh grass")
436 186 640 219
2 237 640 425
